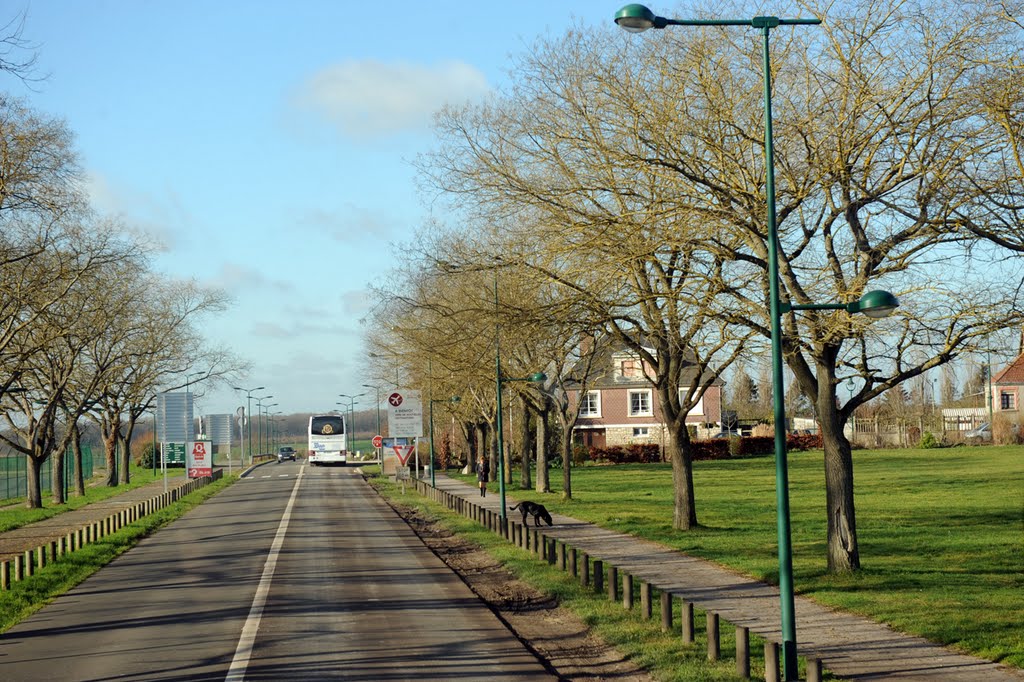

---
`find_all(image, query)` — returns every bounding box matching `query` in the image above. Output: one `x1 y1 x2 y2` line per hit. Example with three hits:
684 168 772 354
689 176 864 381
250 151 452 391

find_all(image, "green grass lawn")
0 463 180 531
449 446 1024 669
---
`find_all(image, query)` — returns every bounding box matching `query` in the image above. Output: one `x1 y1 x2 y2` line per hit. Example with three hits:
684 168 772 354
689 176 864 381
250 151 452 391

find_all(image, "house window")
632 427 649 437
628 389 653 416
679 391 704 417
580 390 601 417
1001 391 1015 410
620 359 642 379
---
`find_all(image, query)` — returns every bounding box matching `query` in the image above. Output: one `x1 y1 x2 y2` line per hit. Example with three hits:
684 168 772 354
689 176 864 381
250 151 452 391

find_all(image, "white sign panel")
187 440 213 478
386 390 423 438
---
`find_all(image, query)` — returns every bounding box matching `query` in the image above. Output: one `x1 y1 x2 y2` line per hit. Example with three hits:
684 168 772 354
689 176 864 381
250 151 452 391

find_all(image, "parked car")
964 423 991 441
711 429 741 439
277 446 297 462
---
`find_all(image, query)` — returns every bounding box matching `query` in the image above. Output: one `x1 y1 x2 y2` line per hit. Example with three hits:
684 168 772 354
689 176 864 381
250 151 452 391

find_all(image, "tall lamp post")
338 393 366 454
429 396 460 487
261 403 278 454
495 369 545 524
616 7 897 679
362 383 384 462
254 395 273 456
233 385 265 465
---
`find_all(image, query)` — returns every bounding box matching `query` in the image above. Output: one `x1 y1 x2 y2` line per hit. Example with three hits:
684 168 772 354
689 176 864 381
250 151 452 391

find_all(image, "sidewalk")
427 474 1024 682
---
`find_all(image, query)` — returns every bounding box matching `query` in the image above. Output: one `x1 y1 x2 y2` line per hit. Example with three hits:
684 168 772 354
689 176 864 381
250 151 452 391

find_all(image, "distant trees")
0 94 240 508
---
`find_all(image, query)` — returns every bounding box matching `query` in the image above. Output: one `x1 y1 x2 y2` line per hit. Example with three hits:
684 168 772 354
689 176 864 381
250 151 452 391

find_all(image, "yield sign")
392 444 415 465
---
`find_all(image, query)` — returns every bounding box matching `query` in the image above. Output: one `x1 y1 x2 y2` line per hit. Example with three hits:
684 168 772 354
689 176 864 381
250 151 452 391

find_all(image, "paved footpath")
428 474 1024 682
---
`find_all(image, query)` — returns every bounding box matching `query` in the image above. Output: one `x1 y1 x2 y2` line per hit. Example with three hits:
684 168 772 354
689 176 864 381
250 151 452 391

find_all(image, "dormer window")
620 358 642 379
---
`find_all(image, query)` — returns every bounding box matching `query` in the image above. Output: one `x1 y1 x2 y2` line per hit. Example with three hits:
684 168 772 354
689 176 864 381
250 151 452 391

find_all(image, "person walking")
476 455 490 497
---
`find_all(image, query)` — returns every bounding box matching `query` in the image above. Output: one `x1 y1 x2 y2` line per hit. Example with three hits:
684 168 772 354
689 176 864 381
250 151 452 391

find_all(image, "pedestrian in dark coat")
476 456 490 497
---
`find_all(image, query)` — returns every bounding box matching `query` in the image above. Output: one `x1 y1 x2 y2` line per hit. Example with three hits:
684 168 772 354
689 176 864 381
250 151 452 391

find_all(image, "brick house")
991 353 1024 422
568 343 723 452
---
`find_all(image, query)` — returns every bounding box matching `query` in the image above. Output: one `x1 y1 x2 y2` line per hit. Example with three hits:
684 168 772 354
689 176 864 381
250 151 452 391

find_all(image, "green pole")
494 276 507 522
756 18 799 680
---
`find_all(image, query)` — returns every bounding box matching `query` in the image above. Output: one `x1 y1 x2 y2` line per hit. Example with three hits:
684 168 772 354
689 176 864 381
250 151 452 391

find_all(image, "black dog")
509 501 553 527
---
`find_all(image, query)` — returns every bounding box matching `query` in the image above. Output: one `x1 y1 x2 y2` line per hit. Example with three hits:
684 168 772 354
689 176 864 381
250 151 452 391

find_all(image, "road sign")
163 442 186 465
392 444 415 465
187 440 213 478
387 390 423 437
395 466 410 480
372 434 383 449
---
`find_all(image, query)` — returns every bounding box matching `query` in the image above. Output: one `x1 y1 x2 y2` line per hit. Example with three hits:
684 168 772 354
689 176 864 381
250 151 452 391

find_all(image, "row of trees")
0 85 242 507
365 0 1024 574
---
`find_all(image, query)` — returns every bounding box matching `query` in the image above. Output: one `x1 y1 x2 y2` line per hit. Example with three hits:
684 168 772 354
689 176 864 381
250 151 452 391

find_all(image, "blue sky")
10 0 607 419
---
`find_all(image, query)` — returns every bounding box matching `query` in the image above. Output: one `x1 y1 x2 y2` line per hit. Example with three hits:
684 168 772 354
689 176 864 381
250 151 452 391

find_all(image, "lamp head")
852 290 899 319
615 4 658 32
528 372 548 383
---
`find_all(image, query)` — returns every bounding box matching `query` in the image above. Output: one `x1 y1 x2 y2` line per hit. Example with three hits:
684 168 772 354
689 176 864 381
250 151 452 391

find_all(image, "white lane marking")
225 468 304 681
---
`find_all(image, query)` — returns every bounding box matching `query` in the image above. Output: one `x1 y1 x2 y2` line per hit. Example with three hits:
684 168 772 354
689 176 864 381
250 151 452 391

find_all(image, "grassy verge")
368 472 819 682
0 464 185 532
445 446 1023 669
0 473 238 632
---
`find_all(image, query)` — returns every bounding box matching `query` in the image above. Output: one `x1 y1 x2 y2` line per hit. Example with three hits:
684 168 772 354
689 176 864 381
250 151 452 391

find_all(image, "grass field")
448 445 1024 669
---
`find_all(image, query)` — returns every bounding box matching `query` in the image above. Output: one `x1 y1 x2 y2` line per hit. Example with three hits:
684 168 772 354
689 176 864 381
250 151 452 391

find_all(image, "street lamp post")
429 396 460 487
262 403 278 454
338 393 366 456
616 7 897 680
233 385 265 465
362 383 383 463
254 395 273 456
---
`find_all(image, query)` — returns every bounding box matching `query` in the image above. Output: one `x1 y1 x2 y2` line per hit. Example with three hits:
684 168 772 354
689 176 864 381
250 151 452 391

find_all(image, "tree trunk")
535 399 550 494
460 420 476 470
560 426 573 500
51 445 66 505
25 454 43 508
518 398 532 490
819 397 860 572
102 425 118 487
71 424 85 496
666 416 698 530
117 432 131 484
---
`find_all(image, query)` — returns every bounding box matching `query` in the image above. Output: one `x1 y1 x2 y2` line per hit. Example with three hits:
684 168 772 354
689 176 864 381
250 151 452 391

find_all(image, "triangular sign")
392 444 415 465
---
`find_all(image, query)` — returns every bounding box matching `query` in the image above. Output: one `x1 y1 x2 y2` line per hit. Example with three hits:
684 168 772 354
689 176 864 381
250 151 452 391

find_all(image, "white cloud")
83 171 185 251
211 263 294 294
299 204 400 245
294 59 490 137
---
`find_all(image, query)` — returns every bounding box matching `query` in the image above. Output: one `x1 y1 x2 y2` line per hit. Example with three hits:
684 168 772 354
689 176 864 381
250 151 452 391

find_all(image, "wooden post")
594 560 604 593
608 565 618 601
1 560 9 590
641 582 652 619
706 611 720 661
807 657 823 682
660 591 672 632
547 538 556 565
569 547 577 577
582 554 590 587
764 641 780 682
736 626 750 678
682 601 695 644
622 572 633 610
558 542 566 570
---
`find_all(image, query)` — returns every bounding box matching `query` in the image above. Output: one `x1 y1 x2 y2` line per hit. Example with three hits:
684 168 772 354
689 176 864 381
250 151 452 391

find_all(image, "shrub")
919 431 942 449
138 442 160 468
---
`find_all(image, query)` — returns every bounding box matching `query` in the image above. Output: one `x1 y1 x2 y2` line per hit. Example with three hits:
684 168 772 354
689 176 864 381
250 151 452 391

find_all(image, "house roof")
993 352 1024 385
565 336 722 389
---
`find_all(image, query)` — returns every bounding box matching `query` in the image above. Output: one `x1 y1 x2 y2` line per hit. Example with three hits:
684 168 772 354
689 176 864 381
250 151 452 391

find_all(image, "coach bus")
308 413 348 466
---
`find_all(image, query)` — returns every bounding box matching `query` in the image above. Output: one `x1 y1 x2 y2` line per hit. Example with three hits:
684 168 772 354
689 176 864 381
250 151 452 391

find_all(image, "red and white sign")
391 444 415 465
371 434 383 449
187 440 213 478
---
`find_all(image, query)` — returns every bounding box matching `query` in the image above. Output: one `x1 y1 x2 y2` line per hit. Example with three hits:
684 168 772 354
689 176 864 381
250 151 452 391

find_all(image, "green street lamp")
617 6 901 679
616 6 825 680
362 383 384 463
233 385 265 465
254 395 274 455
339 393 366 456
493 266 550 523
428 395 460 487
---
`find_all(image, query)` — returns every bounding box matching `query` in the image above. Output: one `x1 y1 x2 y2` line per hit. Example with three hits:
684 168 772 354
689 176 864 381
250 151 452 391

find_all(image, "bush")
572 444 590 466
138 442 160 468
919 431 942 449
588 443 661 464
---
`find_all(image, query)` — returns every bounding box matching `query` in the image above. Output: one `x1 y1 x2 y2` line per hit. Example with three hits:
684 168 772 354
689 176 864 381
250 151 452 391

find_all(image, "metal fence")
0 446 95 501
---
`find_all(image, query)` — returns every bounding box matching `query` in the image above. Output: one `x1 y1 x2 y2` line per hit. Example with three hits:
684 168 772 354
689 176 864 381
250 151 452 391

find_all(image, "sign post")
187 440 213 478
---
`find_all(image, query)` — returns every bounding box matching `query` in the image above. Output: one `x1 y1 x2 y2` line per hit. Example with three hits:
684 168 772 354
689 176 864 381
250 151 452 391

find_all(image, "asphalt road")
0 463 553 681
